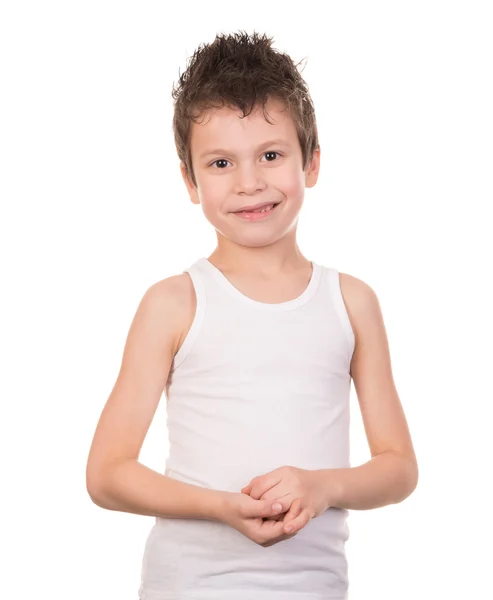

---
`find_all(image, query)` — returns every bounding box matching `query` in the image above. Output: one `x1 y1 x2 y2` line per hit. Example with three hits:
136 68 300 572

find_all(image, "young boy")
86 30 418 599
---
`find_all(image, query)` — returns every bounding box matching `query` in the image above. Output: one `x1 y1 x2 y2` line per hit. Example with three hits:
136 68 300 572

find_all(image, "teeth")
236 203 277 214
253 204 274 213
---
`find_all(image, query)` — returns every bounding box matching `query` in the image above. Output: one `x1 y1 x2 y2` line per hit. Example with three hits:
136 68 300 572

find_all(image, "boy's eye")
209 151 282 169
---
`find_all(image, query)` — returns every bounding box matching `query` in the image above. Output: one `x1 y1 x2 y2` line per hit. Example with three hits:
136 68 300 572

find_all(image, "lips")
233 201 280 213
233 202 281 220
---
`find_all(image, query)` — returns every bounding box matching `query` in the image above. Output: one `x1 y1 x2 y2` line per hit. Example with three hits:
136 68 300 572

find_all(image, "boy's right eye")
210 159 231 169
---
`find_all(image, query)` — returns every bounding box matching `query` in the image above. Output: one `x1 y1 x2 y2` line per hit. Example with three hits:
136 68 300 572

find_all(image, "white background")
1 1 492 598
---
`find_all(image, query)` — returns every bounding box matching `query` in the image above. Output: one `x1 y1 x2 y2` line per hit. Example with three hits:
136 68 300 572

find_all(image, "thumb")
243 496 285 518
261 499 286 518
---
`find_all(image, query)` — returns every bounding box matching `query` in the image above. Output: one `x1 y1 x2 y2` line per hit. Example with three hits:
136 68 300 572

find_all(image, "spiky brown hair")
171 30 319 188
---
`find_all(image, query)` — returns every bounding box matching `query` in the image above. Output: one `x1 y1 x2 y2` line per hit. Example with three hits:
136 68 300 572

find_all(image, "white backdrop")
1 1 492 599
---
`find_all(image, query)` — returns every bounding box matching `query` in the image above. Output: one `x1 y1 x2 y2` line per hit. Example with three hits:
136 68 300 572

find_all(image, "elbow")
86 456 131 508
395 454 419 503
86 472 102 506
86 464 110 508
407 454 419 493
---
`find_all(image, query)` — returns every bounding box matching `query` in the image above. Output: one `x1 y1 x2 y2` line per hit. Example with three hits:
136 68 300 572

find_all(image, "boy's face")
181 97 320 248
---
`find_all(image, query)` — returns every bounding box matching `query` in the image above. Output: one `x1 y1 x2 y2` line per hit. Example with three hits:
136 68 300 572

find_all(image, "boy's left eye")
209 151 282 169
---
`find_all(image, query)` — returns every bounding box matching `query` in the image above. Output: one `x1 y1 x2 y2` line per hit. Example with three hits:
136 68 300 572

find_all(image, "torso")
139 257 357 598
171 269 358 368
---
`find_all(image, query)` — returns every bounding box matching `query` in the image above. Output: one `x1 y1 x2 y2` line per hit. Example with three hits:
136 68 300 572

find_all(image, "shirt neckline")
197 257 322 311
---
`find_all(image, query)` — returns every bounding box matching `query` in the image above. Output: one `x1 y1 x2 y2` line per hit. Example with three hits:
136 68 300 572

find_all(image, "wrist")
208 489 233 523
318 468 343 509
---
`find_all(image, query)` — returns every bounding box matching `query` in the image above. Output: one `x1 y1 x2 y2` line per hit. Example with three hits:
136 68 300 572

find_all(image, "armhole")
170 266 206 372
326 267 356 362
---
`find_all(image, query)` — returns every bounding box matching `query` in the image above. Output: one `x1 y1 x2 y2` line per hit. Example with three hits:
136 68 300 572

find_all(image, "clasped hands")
224 465 332 547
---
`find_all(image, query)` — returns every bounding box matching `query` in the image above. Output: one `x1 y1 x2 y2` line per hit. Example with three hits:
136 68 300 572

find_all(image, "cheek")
272 166 305 197
198 189 228 224
284 177 304 197
203 175 231 198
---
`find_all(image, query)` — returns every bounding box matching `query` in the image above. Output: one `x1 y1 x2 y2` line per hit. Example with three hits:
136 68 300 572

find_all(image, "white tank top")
138 257 355 600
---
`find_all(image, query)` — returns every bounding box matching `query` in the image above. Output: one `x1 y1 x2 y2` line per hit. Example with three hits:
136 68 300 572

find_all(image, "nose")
234 164 267 195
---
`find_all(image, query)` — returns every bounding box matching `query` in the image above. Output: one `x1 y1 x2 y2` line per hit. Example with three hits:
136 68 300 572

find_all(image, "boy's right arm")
85 275 226 522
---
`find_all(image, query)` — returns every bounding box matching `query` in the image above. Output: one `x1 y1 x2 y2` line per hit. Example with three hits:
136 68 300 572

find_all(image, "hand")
241 466 329 536
219 491 302 547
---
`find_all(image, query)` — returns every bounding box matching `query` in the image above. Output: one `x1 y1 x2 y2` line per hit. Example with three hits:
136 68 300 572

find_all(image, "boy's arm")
323 274 419 511
88 457 226 521
85 276 226 522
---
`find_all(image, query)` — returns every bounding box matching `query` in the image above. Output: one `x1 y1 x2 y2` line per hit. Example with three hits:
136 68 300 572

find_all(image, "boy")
86 30 418 599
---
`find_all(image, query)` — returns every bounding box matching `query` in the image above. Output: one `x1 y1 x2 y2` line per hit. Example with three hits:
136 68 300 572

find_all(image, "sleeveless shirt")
138 257 355 600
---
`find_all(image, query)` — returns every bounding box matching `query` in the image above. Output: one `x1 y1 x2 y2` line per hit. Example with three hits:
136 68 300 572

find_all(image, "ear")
180 162 200 205
304 146 321 188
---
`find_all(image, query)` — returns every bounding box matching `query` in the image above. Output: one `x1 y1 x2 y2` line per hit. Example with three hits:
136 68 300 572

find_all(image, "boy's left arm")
241 274 419 527
324 273 419 510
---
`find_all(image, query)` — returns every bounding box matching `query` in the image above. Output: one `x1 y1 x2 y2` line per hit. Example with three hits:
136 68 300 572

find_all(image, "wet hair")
171 30 319 188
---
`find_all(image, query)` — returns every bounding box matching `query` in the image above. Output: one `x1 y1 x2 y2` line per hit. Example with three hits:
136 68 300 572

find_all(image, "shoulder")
338 271 378 308
133 272 195 356
138 272 193 316
338 271 384 345
143 272 196 355
147 271 195 307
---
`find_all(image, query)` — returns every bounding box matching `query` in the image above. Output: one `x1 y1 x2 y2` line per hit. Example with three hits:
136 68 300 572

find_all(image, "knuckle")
251 487 260 500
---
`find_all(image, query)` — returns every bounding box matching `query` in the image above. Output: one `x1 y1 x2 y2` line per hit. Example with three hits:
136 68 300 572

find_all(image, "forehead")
190 98 298 155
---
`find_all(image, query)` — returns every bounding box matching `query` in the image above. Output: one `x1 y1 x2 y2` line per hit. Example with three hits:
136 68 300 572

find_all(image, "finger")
283 507 312 535
263 498 287 518
281 497 303 524
249 474 282 500
263 494 293 522
260 516 285 534
260 516 286 540
264 512 285 521
245 497 286 519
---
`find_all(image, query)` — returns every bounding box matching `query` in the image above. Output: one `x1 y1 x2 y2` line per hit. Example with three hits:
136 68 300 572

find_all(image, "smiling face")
180 97 320 250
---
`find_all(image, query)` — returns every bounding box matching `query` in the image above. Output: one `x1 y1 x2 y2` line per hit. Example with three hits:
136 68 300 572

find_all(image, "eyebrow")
199 139 291 159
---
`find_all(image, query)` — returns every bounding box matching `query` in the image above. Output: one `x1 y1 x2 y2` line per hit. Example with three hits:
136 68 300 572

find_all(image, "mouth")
233 202 281 221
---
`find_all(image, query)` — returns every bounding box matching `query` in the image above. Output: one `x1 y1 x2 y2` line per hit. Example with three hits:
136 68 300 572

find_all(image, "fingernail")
272 503 282 511
286 526 293 533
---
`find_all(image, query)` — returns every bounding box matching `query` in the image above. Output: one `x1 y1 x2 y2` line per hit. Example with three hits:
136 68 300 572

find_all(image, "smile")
232 202 281 221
